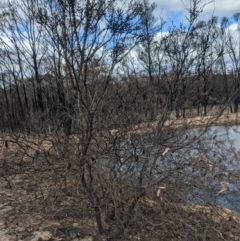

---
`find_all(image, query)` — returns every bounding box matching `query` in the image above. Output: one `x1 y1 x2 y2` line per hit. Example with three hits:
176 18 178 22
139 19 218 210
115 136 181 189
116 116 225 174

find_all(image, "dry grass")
1 111 240 240
1 111 240 155
122 112 240 138
1 165 240 241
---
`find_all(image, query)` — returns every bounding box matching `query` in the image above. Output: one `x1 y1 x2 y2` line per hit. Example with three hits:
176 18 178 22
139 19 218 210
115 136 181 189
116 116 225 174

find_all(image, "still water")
179 125 240 212
103 125 240 212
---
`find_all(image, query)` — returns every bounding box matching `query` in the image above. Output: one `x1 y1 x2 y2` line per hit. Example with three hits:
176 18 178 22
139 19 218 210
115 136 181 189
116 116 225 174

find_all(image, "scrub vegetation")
0 0 240 240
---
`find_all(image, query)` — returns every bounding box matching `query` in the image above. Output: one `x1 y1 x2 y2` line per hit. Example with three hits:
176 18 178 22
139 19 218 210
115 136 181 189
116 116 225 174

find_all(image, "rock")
31 231 52 241
72 222 79 228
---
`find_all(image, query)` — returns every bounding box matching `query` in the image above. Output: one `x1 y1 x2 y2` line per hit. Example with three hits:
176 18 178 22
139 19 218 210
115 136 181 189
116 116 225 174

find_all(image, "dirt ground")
0 142 99 241
1 166 240 241
1 112 240 240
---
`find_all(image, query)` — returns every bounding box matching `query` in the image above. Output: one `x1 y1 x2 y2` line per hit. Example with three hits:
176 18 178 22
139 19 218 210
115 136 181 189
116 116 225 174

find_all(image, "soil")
0 145 97 241
1 112 240 240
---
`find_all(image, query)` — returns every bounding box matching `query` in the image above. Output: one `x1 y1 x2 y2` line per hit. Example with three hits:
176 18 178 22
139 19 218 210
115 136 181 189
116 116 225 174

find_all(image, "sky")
0 0 239 23
0 0 239 76
152 0 240 24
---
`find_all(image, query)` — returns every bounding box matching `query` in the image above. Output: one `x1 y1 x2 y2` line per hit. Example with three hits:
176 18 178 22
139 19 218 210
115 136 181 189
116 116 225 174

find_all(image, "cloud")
151 0 240 22
0 0 7 7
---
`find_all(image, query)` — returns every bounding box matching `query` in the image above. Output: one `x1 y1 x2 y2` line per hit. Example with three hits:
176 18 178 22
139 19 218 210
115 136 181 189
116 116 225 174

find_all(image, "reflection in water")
100 125 240 213
179 125 240 213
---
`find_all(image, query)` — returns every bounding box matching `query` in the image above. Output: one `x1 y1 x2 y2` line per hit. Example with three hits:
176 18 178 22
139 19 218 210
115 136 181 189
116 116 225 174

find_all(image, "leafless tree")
0 0 240 241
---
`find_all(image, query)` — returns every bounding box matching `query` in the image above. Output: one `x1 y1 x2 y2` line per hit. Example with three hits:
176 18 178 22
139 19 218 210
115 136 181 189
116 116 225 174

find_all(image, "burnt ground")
0 166 96 241
0 138 98 241
1 166 240 241
1 138 240 241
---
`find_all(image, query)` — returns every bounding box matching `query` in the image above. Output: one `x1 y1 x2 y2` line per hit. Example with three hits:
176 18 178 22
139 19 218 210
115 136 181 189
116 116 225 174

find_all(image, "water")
176 125 240 212
100 125 240 213
141 125 240 212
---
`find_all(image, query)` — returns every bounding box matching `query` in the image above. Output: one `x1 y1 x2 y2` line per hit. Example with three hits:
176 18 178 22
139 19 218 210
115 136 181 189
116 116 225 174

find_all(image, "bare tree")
0 1 240 241
225 13 240 113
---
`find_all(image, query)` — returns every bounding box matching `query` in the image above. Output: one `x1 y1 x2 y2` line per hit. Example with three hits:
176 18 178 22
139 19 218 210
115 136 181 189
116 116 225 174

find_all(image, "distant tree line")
0 0 239 135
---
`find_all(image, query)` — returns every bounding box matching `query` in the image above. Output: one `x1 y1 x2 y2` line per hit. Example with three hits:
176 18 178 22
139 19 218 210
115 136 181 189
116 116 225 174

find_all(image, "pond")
100 124 240 213
175 125 240 213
